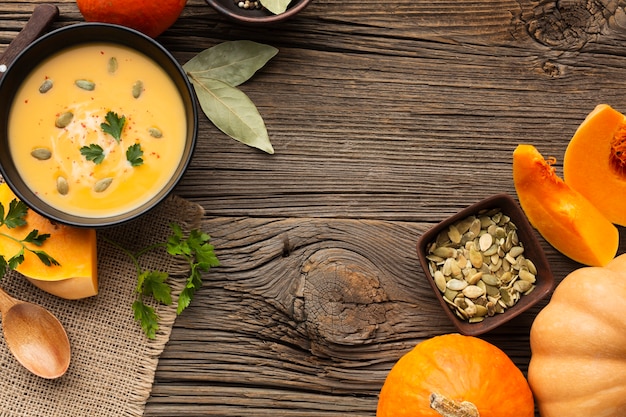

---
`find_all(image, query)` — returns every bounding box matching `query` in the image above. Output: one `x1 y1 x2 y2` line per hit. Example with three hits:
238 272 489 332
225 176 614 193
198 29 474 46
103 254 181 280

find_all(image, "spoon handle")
0 287 18 316
0 4 59 75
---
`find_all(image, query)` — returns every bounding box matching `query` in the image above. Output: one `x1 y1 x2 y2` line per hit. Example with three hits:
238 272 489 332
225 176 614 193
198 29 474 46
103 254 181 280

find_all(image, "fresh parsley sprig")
101 111 126 143
80 143 105 164
0 199 59 278
103 223 219 339
126 143 144 167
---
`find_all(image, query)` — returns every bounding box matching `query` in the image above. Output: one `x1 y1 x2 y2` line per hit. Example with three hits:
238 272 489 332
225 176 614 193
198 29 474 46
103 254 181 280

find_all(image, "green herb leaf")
260 0 292 14
7 251 24 270
126 143 144 167
80 144 105 164
4 200 28 229
140 270 172 305
132 300 159 339
101 111 126 143
21 229 51 247
32 250 60 267
183 40 278 87
0 257 7 279
0 199 59 282
104 223 218 339
187 76 274 154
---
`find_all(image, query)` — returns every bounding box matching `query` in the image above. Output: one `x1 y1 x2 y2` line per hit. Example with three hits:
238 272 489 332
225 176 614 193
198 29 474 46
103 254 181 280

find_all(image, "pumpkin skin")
528 254 626 417
0 183 98 299
76 0 187 38
376 334 534 417
512 144 618 266
563 104 626 226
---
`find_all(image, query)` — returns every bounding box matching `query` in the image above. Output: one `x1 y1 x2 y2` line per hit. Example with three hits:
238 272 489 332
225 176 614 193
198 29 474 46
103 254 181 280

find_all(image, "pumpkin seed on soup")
56 176 69 195
94 177 113 193
38 79 53 94
132 80 143 98
31 147 52 161
426 208 538 323
55 111 74 128
148 127 162 138
75 79 95 91
108 57 118 74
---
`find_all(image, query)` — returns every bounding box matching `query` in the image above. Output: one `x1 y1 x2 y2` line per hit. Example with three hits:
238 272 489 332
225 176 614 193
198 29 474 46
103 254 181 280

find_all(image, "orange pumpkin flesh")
76 0 187 38
376 334 534 417
512 144 618 266
563 104 626 226
0 183 98 299
528 254 626 417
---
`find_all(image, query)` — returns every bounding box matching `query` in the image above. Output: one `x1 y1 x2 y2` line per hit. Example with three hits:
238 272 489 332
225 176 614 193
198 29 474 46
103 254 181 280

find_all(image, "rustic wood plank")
1 0 626 415
145 216 588 416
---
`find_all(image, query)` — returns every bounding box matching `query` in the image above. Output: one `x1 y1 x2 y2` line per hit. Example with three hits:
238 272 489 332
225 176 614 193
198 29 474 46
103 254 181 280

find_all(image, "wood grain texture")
2 0 626 415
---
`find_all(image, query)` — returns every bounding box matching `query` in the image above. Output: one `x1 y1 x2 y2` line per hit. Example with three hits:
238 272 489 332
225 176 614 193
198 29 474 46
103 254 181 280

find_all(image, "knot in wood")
298 248 388 346
526 0 618 50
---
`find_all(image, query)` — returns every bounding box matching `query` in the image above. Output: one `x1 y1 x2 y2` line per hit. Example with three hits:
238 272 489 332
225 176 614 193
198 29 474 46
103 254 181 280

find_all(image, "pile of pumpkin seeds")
425 208 537 323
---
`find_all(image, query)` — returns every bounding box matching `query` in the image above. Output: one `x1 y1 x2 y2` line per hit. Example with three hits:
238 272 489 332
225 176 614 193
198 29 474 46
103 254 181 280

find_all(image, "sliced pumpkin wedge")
512 144 618 267
0 183 98 299
563 104 626 226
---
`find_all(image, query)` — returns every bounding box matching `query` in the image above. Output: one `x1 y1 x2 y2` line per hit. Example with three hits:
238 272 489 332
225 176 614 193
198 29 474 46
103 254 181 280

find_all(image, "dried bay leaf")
183 41 278 154
189 77 274 154
183 40 278 87
261 0 292 14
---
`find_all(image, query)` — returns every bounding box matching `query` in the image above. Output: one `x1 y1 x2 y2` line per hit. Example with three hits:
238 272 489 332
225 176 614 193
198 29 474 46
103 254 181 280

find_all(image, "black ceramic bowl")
416 194 555 336
205 0 311 25
0 23 197 228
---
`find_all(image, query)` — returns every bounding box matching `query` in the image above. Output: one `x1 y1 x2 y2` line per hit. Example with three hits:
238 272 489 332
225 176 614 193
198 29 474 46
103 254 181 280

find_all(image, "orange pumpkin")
528 253 626 417
76 0 187 38
0 183 98 299
512 144 618 266
376 334 534 417
563 104 626 226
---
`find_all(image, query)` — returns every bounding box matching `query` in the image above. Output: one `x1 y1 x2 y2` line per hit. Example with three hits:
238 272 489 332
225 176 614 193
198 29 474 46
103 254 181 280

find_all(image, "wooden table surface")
3 0 626 415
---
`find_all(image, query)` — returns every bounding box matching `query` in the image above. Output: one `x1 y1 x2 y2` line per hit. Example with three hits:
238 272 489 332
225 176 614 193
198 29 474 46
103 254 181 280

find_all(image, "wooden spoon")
0 286 70 379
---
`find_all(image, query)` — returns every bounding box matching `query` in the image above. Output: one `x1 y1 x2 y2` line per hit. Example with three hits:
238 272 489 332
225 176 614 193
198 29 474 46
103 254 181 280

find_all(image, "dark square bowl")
416 193 555 336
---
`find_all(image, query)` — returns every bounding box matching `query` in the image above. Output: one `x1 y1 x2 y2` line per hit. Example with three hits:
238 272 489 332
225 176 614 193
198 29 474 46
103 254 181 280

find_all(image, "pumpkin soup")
8 43 187 218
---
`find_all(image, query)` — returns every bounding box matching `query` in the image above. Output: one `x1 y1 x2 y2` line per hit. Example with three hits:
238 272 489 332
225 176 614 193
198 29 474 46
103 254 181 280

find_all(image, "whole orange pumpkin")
376 334 534 417
76 0 187 38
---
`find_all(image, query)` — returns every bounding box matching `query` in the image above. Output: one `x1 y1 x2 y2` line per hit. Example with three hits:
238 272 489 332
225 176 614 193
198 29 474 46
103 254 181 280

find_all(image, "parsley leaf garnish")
0 198 59 280
101 111 126 143
103 223 219 339
126 143 144 167
80 144 105 164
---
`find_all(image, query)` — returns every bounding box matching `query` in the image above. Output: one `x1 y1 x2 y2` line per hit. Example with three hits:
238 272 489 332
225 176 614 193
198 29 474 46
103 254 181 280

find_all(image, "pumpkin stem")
429 393 480 417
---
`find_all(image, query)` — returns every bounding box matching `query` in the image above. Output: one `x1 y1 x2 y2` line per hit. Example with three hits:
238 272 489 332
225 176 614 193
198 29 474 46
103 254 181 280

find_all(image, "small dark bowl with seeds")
416 194 555 336
205 0 312 25
0 23 197 228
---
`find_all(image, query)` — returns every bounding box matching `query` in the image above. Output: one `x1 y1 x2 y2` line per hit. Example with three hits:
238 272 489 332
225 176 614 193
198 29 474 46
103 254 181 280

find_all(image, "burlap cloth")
0 194 204 417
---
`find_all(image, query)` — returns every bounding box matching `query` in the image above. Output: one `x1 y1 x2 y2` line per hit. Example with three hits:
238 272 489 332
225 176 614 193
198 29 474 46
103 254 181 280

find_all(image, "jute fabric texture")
0 195 204 417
